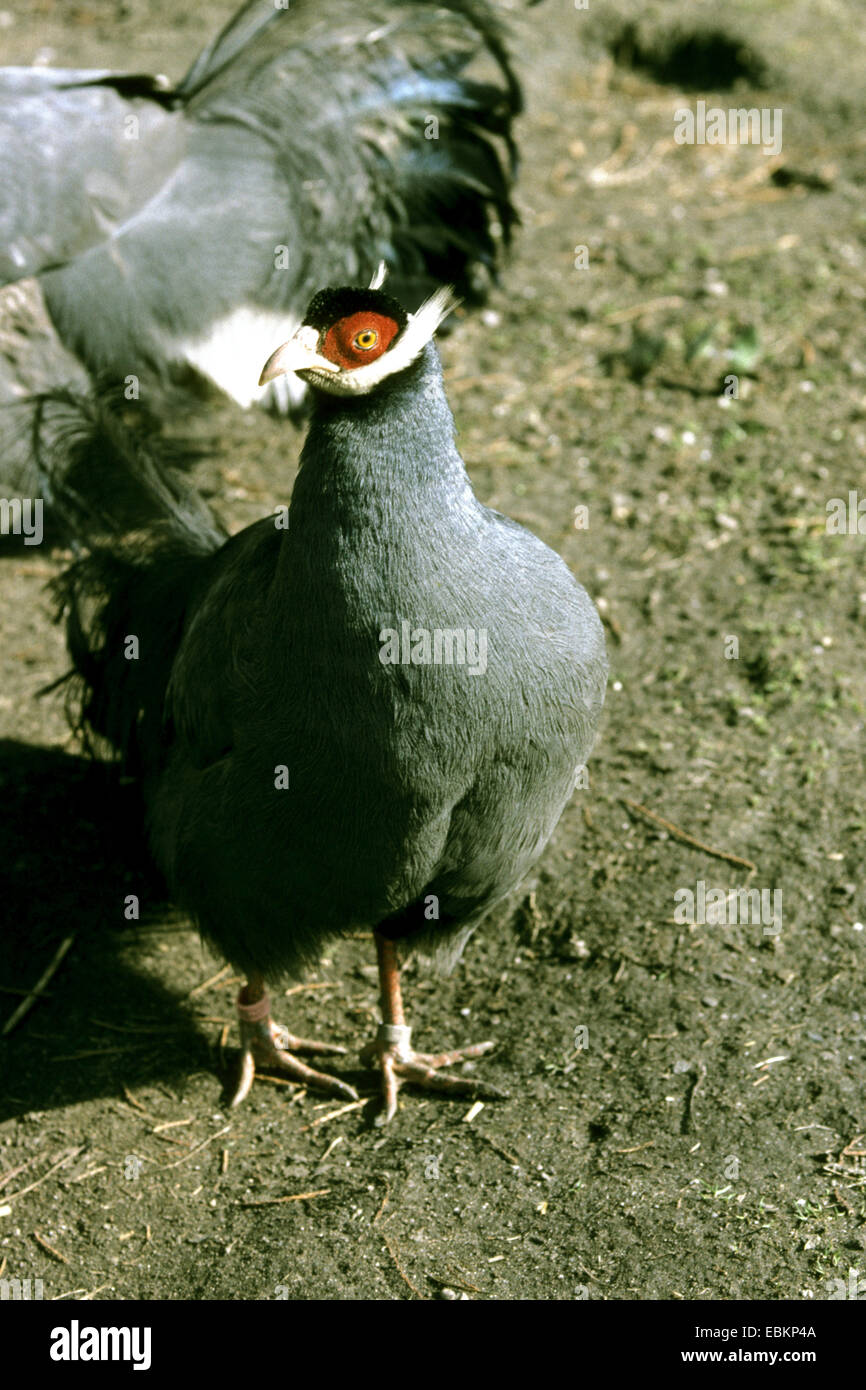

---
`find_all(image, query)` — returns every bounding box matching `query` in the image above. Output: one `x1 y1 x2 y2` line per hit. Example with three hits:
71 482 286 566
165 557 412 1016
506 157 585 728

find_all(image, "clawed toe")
229 987 358 1106
272 1026 347 1058
362 1023 506 1122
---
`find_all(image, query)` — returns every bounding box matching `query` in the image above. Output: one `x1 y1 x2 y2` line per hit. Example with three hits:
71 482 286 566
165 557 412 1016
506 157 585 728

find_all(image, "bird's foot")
229 990 358 1107
360 1023 506 1123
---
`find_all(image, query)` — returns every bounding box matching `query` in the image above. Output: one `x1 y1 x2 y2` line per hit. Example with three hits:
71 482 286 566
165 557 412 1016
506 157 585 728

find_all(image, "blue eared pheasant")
42 281 608 1120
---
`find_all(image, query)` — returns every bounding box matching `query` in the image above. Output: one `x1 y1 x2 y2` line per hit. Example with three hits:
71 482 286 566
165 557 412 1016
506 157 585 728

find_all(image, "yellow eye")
353 328 378 350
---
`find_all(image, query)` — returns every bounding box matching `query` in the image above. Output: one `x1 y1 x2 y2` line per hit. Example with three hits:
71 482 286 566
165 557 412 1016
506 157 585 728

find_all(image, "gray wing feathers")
0 78 182 282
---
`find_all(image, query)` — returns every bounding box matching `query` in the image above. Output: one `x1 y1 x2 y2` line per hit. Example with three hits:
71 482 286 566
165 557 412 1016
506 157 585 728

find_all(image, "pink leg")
230 971 357 1106
360 934 505 1122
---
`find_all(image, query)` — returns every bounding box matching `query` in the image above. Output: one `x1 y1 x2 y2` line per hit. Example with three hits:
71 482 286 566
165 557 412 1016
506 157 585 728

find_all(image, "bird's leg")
229 971 358 1106
361 933 506 1123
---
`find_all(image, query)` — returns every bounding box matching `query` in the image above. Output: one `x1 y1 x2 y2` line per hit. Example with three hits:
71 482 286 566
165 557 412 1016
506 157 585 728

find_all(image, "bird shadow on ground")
0 738 217 1122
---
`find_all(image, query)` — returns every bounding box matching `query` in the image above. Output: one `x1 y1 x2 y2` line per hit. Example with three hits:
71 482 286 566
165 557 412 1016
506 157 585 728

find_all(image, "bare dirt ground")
0 0 864 1302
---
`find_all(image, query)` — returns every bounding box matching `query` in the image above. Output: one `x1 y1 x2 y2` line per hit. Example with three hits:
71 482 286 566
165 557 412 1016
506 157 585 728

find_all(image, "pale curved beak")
258 326 338 385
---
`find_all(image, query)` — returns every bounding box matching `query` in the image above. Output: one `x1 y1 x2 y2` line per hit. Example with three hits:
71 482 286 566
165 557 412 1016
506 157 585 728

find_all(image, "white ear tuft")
368 261 388 290
405 286 461 342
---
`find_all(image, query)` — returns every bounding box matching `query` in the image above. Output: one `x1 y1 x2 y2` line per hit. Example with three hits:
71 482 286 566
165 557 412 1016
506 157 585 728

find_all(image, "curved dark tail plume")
34 389 224 779
174 0 524 307
32 386 221 547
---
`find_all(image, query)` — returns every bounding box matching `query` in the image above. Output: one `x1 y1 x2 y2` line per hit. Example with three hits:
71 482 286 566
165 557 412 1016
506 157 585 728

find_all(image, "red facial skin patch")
322 311 400 368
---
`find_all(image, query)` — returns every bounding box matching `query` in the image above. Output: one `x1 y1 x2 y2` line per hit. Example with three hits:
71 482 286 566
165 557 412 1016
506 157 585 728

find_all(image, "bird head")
258 283 458 398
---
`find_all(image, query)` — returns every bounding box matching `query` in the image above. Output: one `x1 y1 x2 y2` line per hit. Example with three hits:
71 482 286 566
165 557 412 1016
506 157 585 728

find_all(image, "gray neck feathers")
274 342 483 644
286 343 476 535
